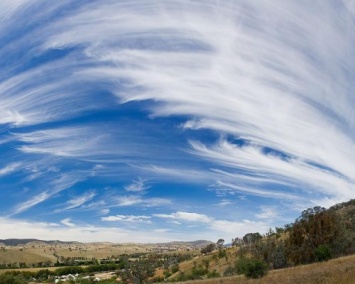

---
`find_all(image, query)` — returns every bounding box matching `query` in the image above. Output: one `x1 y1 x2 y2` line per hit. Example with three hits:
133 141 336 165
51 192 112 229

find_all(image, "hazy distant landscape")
0 239 209 267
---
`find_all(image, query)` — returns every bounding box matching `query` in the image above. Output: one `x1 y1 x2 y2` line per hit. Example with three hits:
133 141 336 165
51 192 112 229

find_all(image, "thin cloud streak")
0 162 21 176
54 191 96 213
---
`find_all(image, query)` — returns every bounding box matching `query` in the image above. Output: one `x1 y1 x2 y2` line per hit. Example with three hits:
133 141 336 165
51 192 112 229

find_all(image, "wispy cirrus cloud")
154 211 271 238
10 191 50 216
102 215 151 223
60 218 76 227
29 0 353 205
14 127 114 158
0 162 21 176
125 177 150 192
10 173 84 216
55 191 96 213
115 195 171 208
154 211 211 223
255 206 279 220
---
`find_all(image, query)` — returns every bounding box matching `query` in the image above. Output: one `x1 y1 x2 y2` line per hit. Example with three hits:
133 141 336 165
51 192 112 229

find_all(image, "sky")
0 0 354 243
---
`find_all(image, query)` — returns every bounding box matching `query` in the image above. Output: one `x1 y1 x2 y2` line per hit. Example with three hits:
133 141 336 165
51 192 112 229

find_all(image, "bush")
201 243 216 254
163 269 171 278
171 263 179 273
224 266 237 276
236 258 268 279
0 274 27 284
315 245 331 261
218 249 227 259
207 269 220 278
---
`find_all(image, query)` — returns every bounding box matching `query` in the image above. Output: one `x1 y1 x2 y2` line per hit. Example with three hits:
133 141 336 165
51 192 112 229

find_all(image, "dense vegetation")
215 199 355 280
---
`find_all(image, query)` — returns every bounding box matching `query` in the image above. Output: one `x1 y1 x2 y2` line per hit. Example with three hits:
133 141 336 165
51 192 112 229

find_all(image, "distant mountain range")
0 239 78 246
165 240 213 246
0 238 212 247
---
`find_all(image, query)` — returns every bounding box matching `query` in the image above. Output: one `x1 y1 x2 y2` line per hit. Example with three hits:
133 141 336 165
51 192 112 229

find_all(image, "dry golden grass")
166 247 241 280
0 243 158 265
0 249 53 264
169 254 355 284
0 242 202 272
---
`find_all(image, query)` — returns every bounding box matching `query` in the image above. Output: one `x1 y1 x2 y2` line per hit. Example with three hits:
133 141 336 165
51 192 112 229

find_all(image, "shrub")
207 269 220 278
236 258 268 279
171 263 179 273
201 243 216 254
315 245 331 261
223 266 237 276
163 269 171 278
0 274 27 284
218 249 227 259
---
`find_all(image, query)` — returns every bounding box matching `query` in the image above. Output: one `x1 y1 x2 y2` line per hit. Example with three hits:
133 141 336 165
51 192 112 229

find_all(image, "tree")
201 243 216 254
315 244 331 261
235 258 268 279
286 207 343 264
216 239 225 249
232 237 243 247
244 259 268 279
243 233 262 251
0 274 27 284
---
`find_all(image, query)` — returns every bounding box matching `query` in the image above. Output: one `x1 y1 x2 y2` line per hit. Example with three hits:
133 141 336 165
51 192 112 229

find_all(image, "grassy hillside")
169 254 355 284
0 249 54 265
155 199 355 283
0 241 208 267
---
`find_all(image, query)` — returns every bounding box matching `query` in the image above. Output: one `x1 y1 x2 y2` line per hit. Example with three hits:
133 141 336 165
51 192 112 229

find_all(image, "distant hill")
0 239 78 246
166 240 213 247
0 238 213 248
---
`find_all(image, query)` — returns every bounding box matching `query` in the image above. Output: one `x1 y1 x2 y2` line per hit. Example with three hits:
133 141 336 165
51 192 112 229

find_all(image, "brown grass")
0 249 53 264
168 254 355 284
0 243 162 265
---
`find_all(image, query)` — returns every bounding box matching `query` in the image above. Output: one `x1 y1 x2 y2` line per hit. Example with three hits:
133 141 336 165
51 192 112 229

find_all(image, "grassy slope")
0 243 152 265
168 254 355 284
164 246 241 280
0 249 53 265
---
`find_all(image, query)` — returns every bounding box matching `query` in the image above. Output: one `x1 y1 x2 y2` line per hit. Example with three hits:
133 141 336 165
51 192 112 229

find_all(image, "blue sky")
0 0 354 243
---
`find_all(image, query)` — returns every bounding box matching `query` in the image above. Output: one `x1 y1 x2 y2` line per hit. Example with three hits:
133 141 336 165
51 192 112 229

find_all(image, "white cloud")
217 181 299 200
115 195 171 207
55 191 96 212
0 162 21 176
15 127 110 158
210 219 269 237
215 199 234 207
190 140 354 202
154 211 271 239
0 217 206 243
255 207 279 220
60 218 76 227
2 211 271 243
99 209 110 215
0 0 36 22
125 177 150 192
30 0 353 203
10 191 50 216
154 211 211 223
101 215 151 223
10 173 83 215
